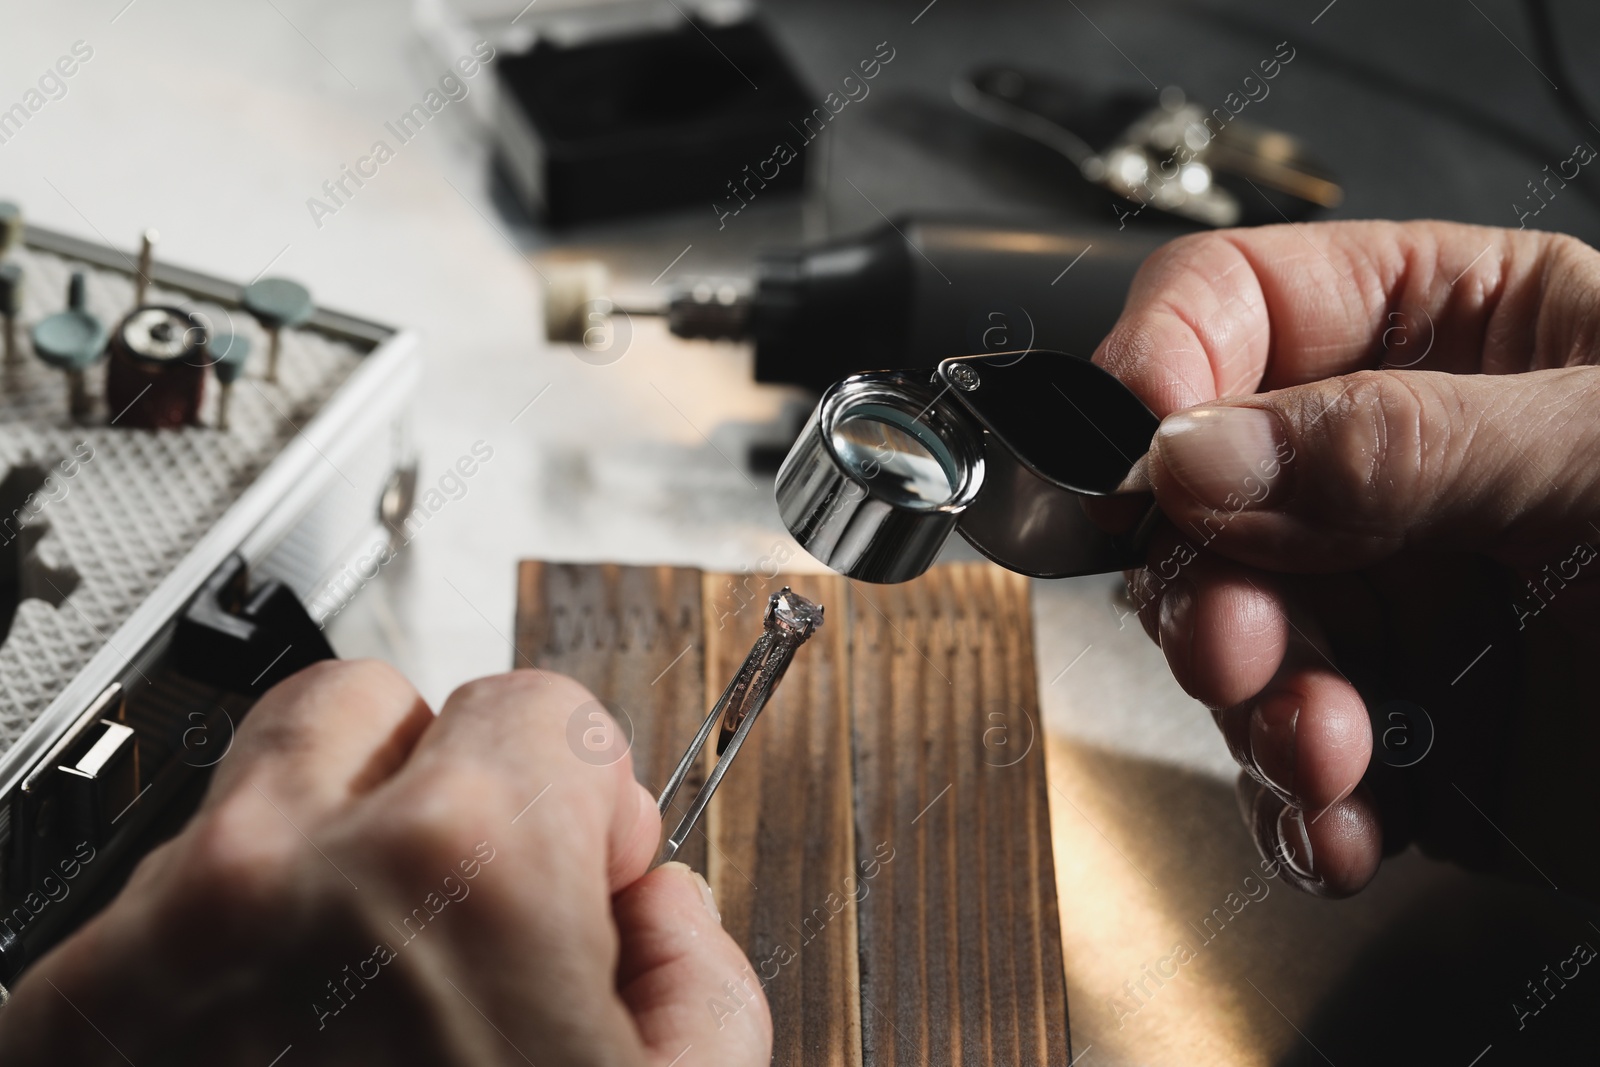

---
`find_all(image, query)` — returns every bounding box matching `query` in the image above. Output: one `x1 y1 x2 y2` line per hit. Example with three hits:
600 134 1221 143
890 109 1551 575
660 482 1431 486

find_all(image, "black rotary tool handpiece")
546 217 1180 391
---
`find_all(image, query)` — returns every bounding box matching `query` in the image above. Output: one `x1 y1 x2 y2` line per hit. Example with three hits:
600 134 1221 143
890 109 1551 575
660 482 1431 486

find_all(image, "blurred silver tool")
954 67 1342 228
655 587 823 865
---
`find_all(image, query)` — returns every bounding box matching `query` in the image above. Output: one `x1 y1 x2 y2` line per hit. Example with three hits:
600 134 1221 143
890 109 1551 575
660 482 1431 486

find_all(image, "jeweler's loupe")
776 350 1161 583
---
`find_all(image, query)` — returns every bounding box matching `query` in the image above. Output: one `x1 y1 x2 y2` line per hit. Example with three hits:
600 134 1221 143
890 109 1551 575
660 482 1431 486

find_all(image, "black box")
493 16 814 227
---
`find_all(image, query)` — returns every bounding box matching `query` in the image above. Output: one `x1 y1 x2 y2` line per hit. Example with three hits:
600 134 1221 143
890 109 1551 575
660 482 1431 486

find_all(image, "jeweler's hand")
1096 220 1600 898
0 661 770 1066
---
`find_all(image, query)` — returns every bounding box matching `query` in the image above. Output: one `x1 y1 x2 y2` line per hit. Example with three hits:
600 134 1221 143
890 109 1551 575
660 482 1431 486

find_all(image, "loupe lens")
775 372 984 584
828 403 959 509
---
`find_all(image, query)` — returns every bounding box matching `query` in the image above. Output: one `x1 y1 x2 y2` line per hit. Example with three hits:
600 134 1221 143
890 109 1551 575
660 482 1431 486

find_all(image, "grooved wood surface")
850 566 1070 1067
514 560 1070 1065
703 571 861 1067
514 562 708 872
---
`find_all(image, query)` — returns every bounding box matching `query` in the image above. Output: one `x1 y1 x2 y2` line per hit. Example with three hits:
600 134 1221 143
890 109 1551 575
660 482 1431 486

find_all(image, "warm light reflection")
935 229 1087 257
1045 735 1272 1066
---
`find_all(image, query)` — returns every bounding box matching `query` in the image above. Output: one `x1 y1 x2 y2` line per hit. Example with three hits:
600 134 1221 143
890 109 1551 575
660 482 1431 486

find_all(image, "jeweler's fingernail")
1249 694 1300 804
693 869 721 924
660 861 721 924
1276 805 1316 881
1116 452 1152 493
1157 577 1197 692
1235 772 1262 827
1156 406 1287 510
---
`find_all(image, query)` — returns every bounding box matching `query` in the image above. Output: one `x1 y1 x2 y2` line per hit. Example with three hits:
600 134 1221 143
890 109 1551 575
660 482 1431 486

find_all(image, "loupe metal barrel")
776 373 983 584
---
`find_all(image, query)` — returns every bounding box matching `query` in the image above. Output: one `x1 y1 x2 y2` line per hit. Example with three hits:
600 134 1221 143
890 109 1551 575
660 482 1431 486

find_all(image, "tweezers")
655 587 824 865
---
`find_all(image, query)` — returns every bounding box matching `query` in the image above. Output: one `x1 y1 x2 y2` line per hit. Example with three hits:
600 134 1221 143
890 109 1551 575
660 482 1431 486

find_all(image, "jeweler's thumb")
612 862 772 1067
1143 366 1600 571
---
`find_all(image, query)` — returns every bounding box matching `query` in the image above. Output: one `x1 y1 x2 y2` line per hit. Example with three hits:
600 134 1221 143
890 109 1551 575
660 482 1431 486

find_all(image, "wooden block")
702 571 861 1067
513 561 707 871
849 564 1070 1066
513 560 1069 1064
